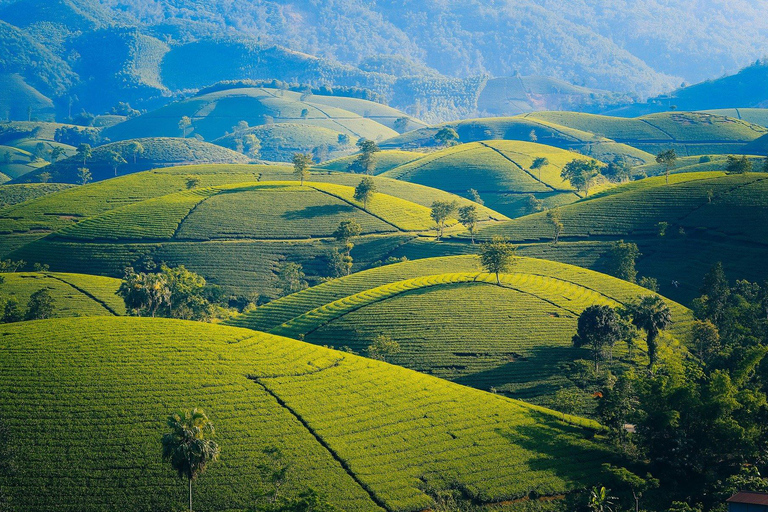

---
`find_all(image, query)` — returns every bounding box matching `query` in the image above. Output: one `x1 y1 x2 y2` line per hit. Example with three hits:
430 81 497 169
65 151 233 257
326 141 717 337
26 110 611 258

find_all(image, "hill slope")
0 316 615 511
229 255 691 405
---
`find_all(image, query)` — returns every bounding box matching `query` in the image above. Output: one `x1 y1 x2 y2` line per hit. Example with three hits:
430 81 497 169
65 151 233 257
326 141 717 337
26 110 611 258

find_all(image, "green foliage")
655 149 677 184
606 241 640 283
479 237 516 284
430 200 457 239
561 159 603 196
118 265 214 320
24 287 54 320
434 127 459 146
76 167 91 185
625 295 672 368
292 153 313 185
546 208 563 244
573 305 622 372
349 139 380 175
457 204 478 243
725 154 752 174
353 176 376 210
277 262 308 297
366 334 401 362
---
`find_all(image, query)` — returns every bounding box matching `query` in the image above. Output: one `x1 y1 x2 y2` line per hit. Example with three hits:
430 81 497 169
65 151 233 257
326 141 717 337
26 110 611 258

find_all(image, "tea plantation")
230 256 692 403
0 317 615 512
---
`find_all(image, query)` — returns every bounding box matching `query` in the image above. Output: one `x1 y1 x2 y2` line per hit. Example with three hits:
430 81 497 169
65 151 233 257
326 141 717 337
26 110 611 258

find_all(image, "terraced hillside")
523 111 768 156
381 116 655 165
230 256 692 405
103 87 408 152
477 172 768 303
380 140 608 217
0 182 73 208
0 271 124 316
702 108 768 128
0 316 615 512
16 137 250 183
0 145 46 179
8 172 504 297
315 150 425 175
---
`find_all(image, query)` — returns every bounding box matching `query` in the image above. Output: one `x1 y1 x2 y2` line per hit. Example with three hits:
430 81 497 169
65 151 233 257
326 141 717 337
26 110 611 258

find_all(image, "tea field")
0 316 615 512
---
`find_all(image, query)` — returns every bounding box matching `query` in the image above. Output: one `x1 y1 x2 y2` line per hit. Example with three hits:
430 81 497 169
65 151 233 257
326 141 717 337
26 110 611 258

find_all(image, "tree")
179 116 192 138
656 149 677 184
76 167 92 185
26 288 54 320
118 269 170 318
353 176 376 210
186 177 200 189
162 265 214 321
561 159 602 196
243 134 261 158
292 153 313 185
430 200 457 240
763 156 768 173
604 158 632 183
573 305 622 372
348 139 380 174
606 241 640 283
276 262 308 297
393 117 409 132
333 220 362 276
76 143 92 167
161 408 220 512
2 296 23 323
466 188 484 205
627 295 672 368
458 204 478 243
529 130 538 143
526 194 545 213
125 141 145 164
589 486 616 512
480 236 517 285
434 127 459 147
530 157 549 182
692 319 720 365
366 334 401 362
38 172 52 184
725 155 752 174
49 146 66 163
105 150 127 176
546 208 563 245
696 262 730 324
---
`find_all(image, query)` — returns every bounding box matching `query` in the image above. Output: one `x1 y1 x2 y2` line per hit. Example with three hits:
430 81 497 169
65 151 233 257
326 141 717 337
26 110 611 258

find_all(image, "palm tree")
161 408 220 512
628 295 672 369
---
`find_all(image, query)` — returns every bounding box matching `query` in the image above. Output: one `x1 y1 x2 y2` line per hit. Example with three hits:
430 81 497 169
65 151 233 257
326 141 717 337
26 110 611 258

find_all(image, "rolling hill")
229 255 692 406
475 172 768 303
0 182 73 208
380 140 607 217
15 137 250 183
523 111 768 156
4 168 504 297
0 271 124 316
0 316 615 511
315 150 424 175
103 87 404 156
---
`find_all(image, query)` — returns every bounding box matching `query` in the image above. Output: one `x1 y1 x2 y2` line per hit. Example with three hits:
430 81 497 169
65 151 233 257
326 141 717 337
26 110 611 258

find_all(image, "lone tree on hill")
38 172 52 184
607 240 640 283
179 116 192 138
25 288 54 320
49 146 66 163
531 157 549 182
76 143 92 167
161 408 220 512
627 295 672 369
467 188 484 205
292 153 313 185
243 134 261 159
105 150 127 177
125 141 145 164
430 200 457 240
561 159 602 196
458 204 479 243
656 149 677 184
276 262 308 297
725 155 752 174
480 236 517 285
354 176 377 210
349 139 380 174
333 220 363 276
76 167 91 186
547 208 563 245
434 127 459 147
573 305 622 372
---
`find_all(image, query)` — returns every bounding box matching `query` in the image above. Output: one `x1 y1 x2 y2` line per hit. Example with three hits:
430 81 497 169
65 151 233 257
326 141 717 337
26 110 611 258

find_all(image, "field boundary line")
307 185 405 232
47 274 120 316
249 376 391 512
478 142 559 193
171 189 221 239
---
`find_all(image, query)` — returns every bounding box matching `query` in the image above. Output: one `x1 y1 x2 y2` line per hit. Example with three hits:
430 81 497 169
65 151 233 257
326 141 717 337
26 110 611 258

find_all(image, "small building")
727 491 768 512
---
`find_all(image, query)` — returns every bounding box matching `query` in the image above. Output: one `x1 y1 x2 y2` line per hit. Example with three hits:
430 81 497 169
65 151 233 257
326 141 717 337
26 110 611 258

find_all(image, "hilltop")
0 316 615 511
476 172 768 303
229 255 692 406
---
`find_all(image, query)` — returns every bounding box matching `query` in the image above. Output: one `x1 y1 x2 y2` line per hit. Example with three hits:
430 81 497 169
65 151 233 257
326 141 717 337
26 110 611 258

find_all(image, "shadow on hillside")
282 204 354 220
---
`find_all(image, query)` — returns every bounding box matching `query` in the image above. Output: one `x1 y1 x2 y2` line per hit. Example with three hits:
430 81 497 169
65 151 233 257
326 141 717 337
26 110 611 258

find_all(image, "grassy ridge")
315 150 425 175
0 271 124 316
230 256 692 402
0 317 613 511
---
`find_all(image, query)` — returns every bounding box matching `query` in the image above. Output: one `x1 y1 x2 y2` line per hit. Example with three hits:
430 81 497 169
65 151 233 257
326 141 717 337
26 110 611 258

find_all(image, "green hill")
380 140 609 217
229 255 692 405
0 316 615 511
16 137 250 183
0 73 54 121
315 150 424 175
103 87 401 152
0 182 72 208
523 111 768 156
701 108 768 128
476 172 768 303
0 271 124 316
0 144 49 179
5 168 504 297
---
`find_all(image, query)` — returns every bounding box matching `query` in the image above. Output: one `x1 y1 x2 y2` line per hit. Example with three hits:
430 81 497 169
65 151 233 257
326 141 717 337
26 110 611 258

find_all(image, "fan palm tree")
161 408 220 512
629 295 672 369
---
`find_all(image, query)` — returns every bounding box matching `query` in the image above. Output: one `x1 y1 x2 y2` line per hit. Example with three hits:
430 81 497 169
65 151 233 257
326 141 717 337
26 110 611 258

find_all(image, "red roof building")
727 491 768 512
